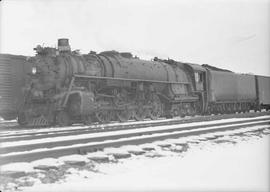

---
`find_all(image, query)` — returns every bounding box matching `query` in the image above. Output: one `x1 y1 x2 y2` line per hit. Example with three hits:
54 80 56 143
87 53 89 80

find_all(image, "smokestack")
58 38 71 52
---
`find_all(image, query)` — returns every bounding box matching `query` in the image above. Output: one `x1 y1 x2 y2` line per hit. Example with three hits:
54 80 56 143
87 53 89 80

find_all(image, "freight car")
0 54 33 120
256 75 270 110
16 39 270 127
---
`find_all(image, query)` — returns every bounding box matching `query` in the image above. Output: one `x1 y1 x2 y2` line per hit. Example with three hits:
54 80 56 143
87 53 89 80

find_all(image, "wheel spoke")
117 110 131 122
95 111 112 123
134 107 147 121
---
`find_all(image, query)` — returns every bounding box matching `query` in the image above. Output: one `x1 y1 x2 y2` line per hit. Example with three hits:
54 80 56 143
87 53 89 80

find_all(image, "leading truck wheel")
56 111 71 126
18 112 27 126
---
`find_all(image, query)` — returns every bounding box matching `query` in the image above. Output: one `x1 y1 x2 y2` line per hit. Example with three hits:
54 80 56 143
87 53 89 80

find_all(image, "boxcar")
0 54 32 120
256 75 270 110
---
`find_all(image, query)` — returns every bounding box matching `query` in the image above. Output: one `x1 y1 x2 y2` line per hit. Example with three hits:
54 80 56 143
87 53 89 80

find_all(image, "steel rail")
1 117 269 145
1 111 269 141
0 118 269 165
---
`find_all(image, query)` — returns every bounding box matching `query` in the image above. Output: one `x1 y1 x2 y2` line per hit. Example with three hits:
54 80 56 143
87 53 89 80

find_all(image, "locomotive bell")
58 38 71 52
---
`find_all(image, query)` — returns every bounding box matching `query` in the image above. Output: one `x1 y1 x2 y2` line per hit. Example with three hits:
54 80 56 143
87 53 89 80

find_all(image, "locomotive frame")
19 72 201 126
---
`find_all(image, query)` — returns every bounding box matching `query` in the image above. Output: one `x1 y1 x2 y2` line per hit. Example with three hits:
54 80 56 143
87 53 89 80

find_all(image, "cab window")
195 72 203 83
199 73 203 82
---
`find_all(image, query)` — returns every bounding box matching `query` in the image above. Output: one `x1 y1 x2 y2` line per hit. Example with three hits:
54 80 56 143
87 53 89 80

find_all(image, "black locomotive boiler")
16 39 270 127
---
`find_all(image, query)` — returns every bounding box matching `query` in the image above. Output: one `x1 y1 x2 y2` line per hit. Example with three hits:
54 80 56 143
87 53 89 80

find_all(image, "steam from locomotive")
16 39 269 126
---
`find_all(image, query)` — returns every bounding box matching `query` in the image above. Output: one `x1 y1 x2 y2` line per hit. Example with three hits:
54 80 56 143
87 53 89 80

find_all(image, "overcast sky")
0 0 269 75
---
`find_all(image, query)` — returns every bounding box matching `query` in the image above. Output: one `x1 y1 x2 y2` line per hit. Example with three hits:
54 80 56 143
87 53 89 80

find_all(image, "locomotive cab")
181 63 208 113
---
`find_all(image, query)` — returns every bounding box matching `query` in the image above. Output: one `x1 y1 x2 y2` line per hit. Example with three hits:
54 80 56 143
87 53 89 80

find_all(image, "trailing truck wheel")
83 115 92 125
148 95 162 120
56 111 71 126
189 106 196 117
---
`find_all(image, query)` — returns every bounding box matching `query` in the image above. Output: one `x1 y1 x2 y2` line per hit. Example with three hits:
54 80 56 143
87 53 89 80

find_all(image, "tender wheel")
56 111 71 126
95 111 112 123
225 104 230 114
116 109 132 122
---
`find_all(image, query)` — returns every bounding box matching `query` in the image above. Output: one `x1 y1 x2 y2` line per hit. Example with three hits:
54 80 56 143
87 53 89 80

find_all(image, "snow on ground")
31 158 64 167
1 163 34 173
9 132 268 192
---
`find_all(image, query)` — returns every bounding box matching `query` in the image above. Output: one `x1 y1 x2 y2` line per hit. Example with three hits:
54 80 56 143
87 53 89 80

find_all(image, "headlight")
32 67 37 74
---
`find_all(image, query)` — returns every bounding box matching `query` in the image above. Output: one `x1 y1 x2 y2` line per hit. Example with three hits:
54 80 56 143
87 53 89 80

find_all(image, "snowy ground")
1 126 269 192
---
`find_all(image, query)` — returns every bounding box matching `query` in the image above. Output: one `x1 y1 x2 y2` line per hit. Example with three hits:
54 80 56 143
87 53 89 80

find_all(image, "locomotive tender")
5 39 269 126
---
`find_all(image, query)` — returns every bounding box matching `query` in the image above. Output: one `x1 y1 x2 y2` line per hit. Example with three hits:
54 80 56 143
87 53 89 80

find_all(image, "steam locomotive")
13 39 270 126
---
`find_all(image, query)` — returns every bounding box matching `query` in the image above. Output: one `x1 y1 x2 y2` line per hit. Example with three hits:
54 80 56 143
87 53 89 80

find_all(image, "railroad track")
0 115 269 165
1 111 269 141
1 111 269 132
